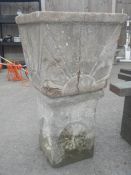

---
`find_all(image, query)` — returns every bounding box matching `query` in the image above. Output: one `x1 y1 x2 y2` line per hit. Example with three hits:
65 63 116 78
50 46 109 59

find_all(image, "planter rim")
16 11 127 25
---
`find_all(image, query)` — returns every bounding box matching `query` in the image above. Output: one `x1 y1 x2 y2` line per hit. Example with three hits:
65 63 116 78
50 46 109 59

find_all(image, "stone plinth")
16 12 127 167
38 91 103 167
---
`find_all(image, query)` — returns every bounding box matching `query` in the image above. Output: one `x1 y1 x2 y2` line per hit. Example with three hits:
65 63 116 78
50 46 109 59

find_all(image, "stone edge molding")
16 11 127 24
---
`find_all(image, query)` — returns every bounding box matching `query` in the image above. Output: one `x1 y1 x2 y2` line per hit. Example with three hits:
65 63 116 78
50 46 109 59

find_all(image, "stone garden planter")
16 11 127 167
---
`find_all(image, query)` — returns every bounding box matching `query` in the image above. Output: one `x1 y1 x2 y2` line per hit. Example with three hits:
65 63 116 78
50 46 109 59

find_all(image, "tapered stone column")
16 12 127 167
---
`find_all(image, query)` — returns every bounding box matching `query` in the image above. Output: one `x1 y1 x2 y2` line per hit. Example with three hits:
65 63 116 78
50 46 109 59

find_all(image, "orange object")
0 63 2 71
7 63 23 81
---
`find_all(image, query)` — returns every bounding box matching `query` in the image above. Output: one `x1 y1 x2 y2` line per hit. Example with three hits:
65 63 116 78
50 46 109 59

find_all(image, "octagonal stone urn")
16 12 127 167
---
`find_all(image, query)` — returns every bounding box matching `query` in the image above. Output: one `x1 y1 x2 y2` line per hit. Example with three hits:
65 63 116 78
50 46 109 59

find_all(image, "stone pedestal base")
38 91 103 167
121 96 131 145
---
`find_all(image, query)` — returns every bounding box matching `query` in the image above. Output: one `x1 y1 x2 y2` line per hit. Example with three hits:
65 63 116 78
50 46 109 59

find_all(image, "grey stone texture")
16 12 127 98
16 11 127 167
45 0 113 13
88 0 112 13
38 91 103 167
45 0 89 12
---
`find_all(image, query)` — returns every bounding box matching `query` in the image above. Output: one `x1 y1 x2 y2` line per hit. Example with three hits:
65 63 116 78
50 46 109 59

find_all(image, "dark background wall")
0 2 39 62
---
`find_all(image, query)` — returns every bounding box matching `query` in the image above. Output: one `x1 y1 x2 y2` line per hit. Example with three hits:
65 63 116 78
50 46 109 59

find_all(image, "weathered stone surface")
16 12 127 98
45 0 89 12
45 0 112 13
16 11 127 167
38 91 103 167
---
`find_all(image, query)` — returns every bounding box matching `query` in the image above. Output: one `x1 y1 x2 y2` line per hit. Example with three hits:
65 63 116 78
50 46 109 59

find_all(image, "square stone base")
39 133 94 168
38 91 103 167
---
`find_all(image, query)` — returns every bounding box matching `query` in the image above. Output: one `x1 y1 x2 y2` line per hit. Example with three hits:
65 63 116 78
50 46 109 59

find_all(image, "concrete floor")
0 63 131 175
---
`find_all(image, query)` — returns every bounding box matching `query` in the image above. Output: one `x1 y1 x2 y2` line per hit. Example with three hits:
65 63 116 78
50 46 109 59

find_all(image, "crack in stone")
76 56 81 94
45 25 72 79
76 25 82 94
